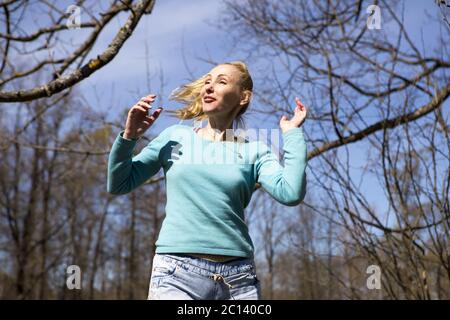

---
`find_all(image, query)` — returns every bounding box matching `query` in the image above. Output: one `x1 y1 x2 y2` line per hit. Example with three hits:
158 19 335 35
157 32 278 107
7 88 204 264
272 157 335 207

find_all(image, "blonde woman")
107 61 308 300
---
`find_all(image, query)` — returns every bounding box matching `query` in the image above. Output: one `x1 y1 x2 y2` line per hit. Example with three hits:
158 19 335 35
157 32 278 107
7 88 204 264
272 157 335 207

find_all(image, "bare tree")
0 0 155 102
220 0 450 299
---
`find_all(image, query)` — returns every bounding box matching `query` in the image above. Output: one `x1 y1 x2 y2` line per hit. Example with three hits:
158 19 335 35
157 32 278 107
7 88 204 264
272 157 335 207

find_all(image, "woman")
107 61 308 300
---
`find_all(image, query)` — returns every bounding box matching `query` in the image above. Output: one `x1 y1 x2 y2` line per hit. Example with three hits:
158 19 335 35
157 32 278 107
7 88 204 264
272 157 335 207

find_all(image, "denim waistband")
155 253 256 277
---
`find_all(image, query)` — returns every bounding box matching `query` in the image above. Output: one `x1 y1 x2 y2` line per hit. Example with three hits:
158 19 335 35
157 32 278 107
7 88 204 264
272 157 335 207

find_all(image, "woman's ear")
240 90 252 106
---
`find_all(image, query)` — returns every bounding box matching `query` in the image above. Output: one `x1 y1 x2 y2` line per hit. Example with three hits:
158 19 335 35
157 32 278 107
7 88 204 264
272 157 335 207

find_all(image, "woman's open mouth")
203 96 216 103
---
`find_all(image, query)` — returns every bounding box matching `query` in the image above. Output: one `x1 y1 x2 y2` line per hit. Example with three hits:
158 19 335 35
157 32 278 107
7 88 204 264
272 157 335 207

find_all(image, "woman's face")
200 64 245 118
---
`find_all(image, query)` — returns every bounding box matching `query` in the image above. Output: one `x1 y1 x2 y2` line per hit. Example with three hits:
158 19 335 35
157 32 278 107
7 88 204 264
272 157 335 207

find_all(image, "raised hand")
279 97 308 134
124 94 163 140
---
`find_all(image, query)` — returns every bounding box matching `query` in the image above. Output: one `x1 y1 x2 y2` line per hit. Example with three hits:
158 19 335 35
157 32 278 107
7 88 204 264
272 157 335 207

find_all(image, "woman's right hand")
124 94 163 140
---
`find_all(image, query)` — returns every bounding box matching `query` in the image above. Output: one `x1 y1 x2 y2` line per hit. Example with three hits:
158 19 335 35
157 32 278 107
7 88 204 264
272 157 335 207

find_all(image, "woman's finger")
296 96 306 107
295 97 305 110
137 102 151 109
133 105 148 114
152 107 163 118
138 101 151 108
294 105 306 117
141 93 156 99
141 96 155 103
145 107 163 122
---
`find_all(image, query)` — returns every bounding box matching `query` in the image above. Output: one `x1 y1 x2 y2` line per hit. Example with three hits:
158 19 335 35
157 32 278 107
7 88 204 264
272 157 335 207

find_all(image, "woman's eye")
204 80 226 85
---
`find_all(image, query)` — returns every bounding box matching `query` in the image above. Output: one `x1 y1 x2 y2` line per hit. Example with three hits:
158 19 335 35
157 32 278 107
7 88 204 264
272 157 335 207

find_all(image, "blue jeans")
147 253 262 300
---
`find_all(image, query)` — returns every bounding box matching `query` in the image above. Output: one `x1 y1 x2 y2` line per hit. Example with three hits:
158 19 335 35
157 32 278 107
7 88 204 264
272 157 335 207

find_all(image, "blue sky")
6 0 447 238
76 1 447 225
79 0 233 129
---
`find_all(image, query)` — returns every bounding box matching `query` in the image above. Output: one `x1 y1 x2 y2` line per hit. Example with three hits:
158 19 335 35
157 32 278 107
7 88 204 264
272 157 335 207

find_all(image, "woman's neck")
202 118 236 142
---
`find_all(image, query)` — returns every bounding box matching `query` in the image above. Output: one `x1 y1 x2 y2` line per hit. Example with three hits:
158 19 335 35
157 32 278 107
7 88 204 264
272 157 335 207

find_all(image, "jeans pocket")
150 257 178 286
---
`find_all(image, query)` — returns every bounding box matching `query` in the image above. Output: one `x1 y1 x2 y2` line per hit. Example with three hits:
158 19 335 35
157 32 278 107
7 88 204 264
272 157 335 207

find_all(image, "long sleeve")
107 126 173 195
255 127 307 206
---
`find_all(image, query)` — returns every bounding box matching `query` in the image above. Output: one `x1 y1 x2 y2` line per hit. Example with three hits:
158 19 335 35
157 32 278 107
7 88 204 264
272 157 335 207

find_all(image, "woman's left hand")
280 97 308 134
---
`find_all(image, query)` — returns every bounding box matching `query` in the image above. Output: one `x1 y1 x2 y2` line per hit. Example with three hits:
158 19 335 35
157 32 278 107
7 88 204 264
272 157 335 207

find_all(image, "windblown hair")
166 61 253 129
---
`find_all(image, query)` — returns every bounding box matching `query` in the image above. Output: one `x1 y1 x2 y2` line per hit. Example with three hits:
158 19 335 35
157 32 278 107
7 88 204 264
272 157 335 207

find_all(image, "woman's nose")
206 84 214 93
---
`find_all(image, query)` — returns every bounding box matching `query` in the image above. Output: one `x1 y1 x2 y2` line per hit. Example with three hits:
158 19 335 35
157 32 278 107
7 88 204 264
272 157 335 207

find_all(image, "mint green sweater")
107 124 307 258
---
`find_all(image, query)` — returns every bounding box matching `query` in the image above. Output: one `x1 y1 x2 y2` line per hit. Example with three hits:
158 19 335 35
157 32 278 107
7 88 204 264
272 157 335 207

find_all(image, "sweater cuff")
282 127 304 139
117 130 139 145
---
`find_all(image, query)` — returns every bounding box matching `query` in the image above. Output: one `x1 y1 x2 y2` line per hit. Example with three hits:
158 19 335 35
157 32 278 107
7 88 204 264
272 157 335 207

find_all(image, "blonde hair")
166 61 253 129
